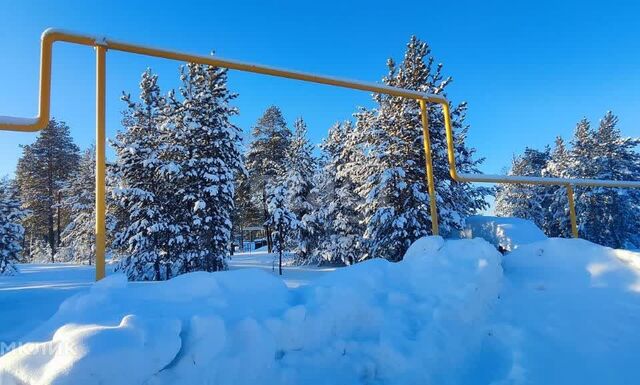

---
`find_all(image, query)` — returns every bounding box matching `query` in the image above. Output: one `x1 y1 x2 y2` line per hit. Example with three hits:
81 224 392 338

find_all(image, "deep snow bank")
468 238 640 385
461 215 547 251
0 237 502 385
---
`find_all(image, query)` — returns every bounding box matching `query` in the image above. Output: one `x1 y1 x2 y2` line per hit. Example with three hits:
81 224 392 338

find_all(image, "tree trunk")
278 224 283 275
28 232 33 261
262 187 273 253
47 154 55 260
154 257 161 281
266 227 273 253
48 211 55 262
21 231 27 262
56 191 62 247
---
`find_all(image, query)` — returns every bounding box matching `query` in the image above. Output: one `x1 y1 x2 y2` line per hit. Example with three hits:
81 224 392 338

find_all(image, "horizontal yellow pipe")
0 28 447 133
439 100 640 189
455 172 640 189
439 98 640 239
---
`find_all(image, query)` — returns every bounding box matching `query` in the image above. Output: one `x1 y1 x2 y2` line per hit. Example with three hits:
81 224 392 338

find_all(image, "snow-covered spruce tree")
283 118 317 260
355 36 489 261
246 106 292 252
161 62 243 273
15 119 80 260
112 69 174 280
304 127 339 265
566 119 596 180
495 147 551 230
105 161 126 251
542 137 573 237
0 179 27 275
301 172 331 264
314 121 365 265
265 184 298 275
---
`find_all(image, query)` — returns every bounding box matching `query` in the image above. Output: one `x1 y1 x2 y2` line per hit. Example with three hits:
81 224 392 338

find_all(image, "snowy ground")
462 215 548 251
228 252 336 288
0 251 332 348
2 234 640 384
0 264 95 345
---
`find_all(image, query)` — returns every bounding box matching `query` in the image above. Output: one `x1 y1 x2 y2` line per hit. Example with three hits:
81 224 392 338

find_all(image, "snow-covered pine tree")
246 106 292 252
161 62 243 273
314 121 365 265
233 170 262 252
495 147 551 229
542 136 573 237
112 69 174 280
355 36 489 261
15 119 80 259
0 178 27 275
565 118 600 243
58 147 104 264
30 239 53 264
265 184 298 275
283 118 317 260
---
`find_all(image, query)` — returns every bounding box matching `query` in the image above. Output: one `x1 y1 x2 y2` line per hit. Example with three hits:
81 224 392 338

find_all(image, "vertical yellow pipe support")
37 35 53 129
419 99 439 236
566 184 579 238
95 45 107 280
440 102 461 183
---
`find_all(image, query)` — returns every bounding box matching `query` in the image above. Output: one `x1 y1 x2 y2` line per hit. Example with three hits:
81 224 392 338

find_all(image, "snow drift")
0 237 502 385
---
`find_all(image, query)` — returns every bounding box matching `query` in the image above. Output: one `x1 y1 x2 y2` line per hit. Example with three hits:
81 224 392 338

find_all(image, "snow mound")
2 315 181 385
462 215 547 251
0 237 502 385
466 238 640 385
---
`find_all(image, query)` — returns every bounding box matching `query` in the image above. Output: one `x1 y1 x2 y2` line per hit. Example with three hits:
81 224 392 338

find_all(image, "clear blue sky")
1 0 639 179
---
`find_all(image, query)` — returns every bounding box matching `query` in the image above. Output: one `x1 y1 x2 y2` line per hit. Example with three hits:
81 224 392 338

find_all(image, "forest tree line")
495 112 640 249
